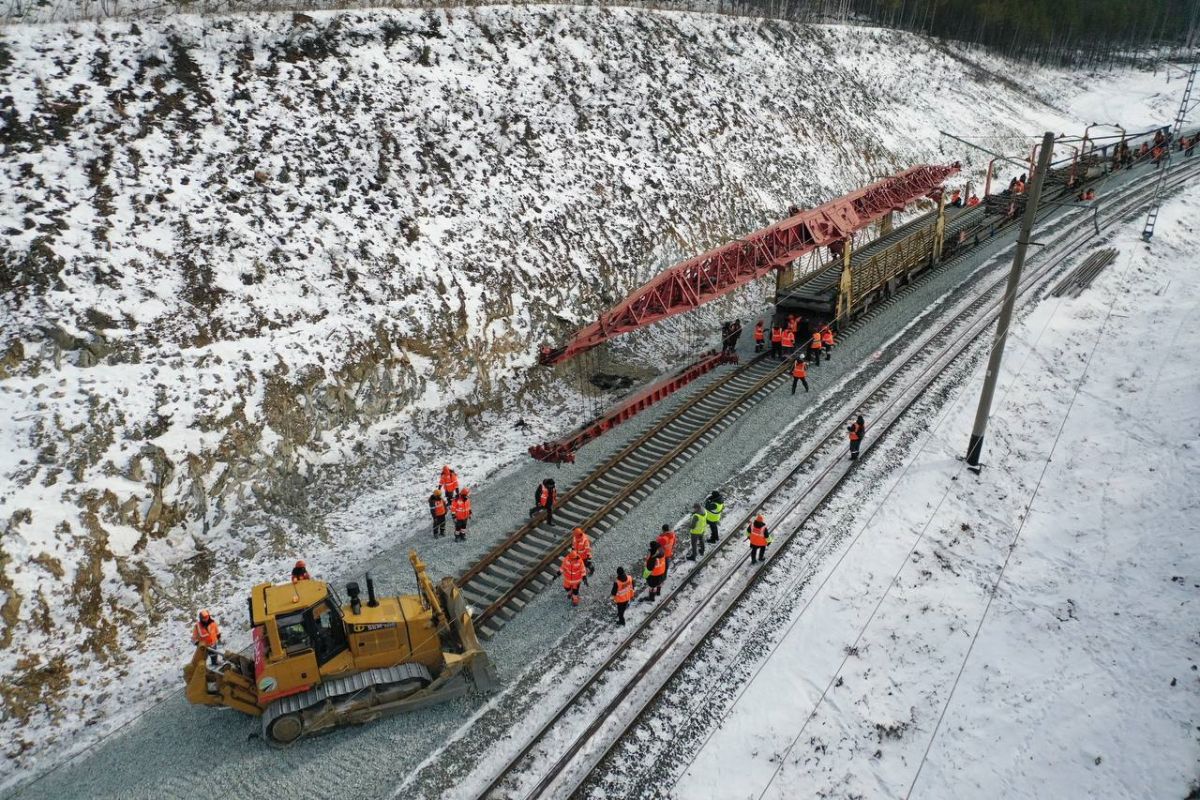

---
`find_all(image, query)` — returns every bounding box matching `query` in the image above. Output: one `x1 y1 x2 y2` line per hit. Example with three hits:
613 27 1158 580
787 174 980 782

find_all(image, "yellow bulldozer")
184 551 496 744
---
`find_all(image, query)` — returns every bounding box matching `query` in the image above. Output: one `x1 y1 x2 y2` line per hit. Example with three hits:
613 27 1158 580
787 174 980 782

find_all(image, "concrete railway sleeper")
474 159 1200 800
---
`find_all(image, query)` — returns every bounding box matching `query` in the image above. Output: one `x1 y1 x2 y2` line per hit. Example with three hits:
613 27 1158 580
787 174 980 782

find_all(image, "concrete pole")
966 131 1056 472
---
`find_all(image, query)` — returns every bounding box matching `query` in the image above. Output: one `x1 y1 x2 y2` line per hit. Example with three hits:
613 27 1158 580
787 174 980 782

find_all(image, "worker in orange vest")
808 330 823 365
530 478 557 524
192 609 221 664
611 567 635 625
557 549 587 606
821 326 834 360
781 327 795 359
641 542 667 603
192 609 220 647
572 527 596 576
439 465 459 499
656 524 677 571
770 325 783 359
966 194 981 207
291 560 310 583
791 357 808 394
451 487 472 540
746 515 772 563
753 320 765 352
429 489 447 538
847 416 863 460
786 313 798 333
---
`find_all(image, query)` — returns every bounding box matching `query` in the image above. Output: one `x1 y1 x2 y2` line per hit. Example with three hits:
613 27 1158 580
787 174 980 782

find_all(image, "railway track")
473 157 1200 799
458 141 1192 641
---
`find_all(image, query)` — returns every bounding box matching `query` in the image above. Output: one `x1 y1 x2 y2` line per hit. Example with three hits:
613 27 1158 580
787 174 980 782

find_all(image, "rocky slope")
0 5 1175 781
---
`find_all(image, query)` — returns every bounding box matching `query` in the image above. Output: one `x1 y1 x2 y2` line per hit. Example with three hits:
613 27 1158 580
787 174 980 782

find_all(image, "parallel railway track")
473 156 1200 799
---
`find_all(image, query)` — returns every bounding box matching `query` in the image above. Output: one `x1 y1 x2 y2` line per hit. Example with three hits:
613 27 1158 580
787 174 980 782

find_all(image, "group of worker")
948 189 981 208
428 465 472 540
190 559 314 657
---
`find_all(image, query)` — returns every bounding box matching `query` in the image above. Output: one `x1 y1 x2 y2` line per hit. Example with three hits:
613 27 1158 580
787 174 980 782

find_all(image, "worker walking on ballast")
530 478 557 524
753 320 765 352
641 542 666 603
451 487 472 540
747 514 772 563
656 524 676 574
808 329 823 365
572 527 596 576
557 549 587 606
770 325 783 359
611 567 635 625
821 326 835 360
705 490 724 544
429 489 447 538
848 414 865 460
791 356 808 394
687 503 708 560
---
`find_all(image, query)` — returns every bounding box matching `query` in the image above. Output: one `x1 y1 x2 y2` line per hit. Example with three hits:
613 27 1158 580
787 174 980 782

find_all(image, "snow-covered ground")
0 5 1191 791
671 184 1200 799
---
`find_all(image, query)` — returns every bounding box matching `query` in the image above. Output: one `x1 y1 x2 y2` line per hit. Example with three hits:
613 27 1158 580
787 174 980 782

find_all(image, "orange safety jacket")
747 521 770 547
560 555 586 588
451 497 471 521
753 323 765 342
644 553 666 578
782 330 795 349
192 619 220 647
770 327 783 343
811 332 823 350
537 484 557 508
613 576 635 603
848 424 860 442
821 329 834 347
967 196 981 207
440 469 459 495
430 495 446 516
786 315 799 332
572 531 593 561
656 530 676 560
792 360 807 379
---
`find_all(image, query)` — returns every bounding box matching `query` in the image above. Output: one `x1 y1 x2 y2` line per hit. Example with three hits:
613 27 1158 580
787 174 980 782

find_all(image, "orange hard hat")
442 464 450 471
460 487 470 496
198 609 211 621
573 527 585 536
755 514 765 522
433 488 442 496
295 559 306 569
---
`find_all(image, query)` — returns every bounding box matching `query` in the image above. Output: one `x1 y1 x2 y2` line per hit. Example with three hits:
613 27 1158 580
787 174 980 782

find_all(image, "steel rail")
476 158 1200 800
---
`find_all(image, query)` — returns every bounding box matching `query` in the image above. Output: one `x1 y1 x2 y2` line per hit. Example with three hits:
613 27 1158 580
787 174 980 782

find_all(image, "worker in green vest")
704 490 725 544
687 503 708 560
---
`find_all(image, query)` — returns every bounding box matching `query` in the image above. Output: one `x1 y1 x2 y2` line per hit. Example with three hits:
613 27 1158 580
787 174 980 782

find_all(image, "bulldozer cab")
273 595 349 666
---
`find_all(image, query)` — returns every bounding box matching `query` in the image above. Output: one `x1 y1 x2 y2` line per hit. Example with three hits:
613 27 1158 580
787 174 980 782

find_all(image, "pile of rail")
1050 248 1119 297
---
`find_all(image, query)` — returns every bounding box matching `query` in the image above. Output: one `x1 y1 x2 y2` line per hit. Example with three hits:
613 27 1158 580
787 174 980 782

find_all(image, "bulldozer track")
473 158 1200 799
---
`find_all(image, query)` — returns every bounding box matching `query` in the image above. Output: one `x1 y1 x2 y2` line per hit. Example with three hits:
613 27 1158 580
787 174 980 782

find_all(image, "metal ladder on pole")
1142 58 1197 242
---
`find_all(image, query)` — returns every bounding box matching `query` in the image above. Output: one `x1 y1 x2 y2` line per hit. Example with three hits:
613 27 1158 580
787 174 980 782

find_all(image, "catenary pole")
966 131 1056 472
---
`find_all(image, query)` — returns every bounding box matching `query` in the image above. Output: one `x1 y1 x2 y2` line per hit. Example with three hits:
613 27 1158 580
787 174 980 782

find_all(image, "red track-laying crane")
538 163 961 366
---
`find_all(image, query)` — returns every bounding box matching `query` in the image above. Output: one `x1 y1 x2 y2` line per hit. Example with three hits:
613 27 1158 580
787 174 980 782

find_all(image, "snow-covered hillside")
0 5 1180 782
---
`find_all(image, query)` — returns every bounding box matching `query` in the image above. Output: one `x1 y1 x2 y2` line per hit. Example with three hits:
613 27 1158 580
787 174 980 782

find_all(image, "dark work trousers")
750 545 765 563
455 519 468 540
771 341 782 359
791 377 809 394
432 514 446 538
707 521 719 543
824 346 831 361
690 535 706 559
755 339 764 352
616 601 628 625
849 438 861 460
808 346 821 364
530 504 553 524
